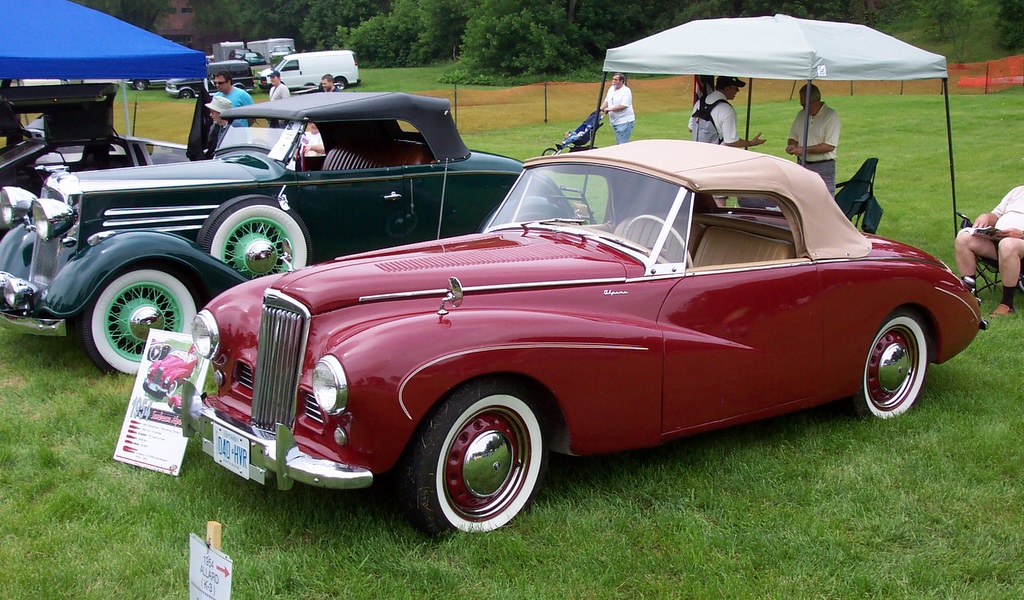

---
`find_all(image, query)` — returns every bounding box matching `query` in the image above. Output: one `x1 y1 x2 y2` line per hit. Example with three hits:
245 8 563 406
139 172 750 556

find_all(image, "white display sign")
113 330 210 475
189 533 233 600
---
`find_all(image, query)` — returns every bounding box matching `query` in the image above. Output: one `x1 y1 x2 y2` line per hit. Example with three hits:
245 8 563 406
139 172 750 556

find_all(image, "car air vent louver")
375 245 576 272
303 393 324 425
234 362 254 390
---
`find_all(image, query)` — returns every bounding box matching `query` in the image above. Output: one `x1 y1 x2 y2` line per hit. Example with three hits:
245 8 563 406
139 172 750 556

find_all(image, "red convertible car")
142 343 200 406
181 140 983 534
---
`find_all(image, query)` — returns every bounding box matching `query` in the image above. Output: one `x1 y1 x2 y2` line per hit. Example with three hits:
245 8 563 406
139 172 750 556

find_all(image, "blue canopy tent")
2 0 206 133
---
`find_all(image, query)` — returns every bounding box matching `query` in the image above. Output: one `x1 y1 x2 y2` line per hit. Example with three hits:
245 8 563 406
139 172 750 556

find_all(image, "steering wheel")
623 215 691 266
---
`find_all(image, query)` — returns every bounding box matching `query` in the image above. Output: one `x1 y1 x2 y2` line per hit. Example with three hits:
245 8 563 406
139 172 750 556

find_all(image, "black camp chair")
956 211 1024 297
834 158 882 234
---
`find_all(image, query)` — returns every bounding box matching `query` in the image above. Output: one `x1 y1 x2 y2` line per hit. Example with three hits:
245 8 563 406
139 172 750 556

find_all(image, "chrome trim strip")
95 225 203 235
103 205 221 216
359 277 626 303
397 342 648 419
79 179 251 193
102 215 210 227
0 312 67 336
935 285 983 319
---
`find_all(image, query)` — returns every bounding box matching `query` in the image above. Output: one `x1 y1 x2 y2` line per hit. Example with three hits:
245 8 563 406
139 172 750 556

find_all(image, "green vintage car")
0 92 522 373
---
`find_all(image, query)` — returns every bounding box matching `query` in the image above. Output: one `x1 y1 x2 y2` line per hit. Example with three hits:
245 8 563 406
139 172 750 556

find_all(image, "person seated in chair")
954 185 1024 316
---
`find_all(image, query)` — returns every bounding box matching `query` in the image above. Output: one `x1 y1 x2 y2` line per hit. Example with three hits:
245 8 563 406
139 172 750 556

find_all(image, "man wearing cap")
204 96 234 159
689 76 765 149
785 83 840 195
267 71 290 101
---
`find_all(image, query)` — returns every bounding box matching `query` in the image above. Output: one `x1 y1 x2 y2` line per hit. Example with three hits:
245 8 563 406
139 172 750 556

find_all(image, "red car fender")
817 258 980 397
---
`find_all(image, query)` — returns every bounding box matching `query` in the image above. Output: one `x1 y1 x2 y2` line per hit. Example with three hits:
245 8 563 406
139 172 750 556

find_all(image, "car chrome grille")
250 291 310 431
29 237 63 287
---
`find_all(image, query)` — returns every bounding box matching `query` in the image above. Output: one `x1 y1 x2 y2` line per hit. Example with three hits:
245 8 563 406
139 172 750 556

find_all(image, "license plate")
213 423 250 480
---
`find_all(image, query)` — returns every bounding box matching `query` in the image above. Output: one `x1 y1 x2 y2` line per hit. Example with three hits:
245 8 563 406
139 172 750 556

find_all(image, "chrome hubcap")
129 306 164 339
464 431 513 497
244 239 279 275
877 343 910 393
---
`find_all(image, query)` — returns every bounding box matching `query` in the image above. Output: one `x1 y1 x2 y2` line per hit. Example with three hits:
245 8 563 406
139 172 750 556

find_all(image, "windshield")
217 120 301 162
486 163 693 269
0 139 46 167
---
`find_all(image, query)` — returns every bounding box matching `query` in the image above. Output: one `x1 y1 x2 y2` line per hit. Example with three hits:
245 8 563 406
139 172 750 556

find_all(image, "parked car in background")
0 92 522 374
126 78 168 91
269 45 293 62
179 140 983 535
258 50 359 91
165 60 254 99
1 83 187 213
230 49 268 67
247 38 295 64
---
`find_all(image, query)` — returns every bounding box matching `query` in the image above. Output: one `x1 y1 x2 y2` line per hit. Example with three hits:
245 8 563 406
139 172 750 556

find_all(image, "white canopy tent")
600 14 959 229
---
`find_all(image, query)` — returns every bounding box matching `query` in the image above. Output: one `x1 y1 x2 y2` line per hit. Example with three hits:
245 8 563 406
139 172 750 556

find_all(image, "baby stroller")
542 110 602 155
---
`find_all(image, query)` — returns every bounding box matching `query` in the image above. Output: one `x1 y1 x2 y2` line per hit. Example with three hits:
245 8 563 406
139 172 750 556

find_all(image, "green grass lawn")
1 78 1023 598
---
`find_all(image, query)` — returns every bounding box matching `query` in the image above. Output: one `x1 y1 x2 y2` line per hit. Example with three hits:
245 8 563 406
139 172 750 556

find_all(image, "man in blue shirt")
212 71 253 126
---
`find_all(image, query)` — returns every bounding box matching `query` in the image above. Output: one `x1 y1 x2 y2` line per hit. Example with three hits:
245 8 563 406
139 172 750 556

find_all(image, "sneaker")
962 276 977 295
989 304 1015 317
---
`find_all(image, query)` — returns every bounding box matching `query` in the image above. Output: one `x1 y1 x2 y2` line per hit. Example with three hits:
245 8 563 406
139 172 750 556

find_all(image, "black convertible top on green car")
0 91 522 373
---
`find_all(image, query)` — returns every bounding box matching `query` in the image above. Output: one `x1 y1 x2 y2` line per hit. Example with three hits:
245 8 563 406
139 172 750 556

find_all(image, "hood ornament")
437 276 464 316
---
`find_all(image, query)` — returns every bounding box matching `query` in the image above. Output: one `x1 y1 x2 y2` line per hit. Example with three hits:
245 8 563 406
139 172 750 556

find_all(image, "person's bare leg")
954 229 996 277
998 238 1024 284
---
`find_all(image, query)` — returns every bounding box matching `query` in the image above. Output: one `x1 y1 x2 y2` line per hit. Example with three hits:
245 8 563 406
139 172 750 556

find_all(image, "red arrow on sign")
217 565 230 578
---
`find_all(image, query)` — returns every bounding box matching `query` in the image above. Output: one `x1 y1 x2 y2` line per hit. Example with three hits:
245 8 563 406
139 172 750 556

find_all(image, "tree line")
76 0 1023 79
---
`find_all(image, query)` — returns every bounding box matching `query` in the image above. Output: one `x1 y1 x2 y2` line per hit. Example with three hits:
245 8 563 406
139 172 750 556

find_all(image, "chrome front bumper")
0 311 67 336
180 382 373 491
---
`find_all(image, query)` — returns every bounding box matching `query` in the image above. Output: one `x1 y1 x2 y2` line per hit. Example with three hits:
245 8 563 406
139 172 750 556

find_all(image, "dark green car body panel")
0 92 522 320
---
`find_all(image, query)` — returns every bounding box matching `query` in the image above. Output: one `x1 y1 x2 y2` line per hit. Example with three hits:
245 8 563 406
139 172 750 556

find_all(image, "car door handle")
383 191 402 201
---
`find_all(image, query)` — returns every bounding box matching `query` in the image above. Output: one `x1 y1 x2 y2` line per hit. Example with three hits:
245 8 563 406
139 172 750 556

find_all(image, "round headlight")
191 310 220 359
312 355 348 414
1 186 37 228
31 198 76 241
2 276 16 307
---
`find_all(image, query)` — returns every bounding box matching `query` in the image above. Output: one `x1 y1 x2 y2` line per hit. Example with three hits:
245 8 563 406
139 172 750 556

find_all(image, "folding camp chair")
834 158 882 233
956 211 1024 297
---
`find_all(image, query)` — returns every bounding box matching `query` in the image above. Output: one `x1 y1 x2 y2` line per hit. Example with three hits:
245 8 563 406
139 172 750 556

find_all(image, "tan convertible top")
525 139 871 259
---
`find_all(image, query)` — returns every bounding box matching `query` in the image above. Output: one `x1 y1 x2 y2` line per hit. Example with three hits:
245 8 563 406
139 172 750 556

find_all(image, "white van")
259 50 360 91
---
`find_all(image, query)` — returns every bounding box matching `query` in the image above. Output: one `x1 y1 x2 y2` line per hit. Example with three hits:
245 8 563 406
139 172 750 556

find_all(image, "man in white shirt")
267 71 290 101
955 186 1024 316
600 73 635 144
786 84 841 195
689 76 764 149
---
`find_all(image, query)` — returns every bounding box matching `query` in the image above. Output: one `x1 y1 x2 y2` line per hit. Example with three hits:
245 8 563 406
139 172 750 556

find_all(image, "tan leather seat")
693 226 796 267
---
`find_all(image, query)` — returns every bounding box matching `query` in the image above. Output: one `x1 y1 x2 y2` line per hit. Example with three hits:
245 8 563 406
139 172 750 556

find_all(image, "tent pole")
943 77 958 236
592 72 608 149
800 79 812 166
743 78 753 147
119 80 131 136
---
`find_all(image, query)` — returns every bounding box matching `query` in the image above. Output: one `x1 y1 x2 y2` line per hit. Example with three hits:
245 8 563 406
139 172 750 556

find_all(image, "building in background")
156 0 236 56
